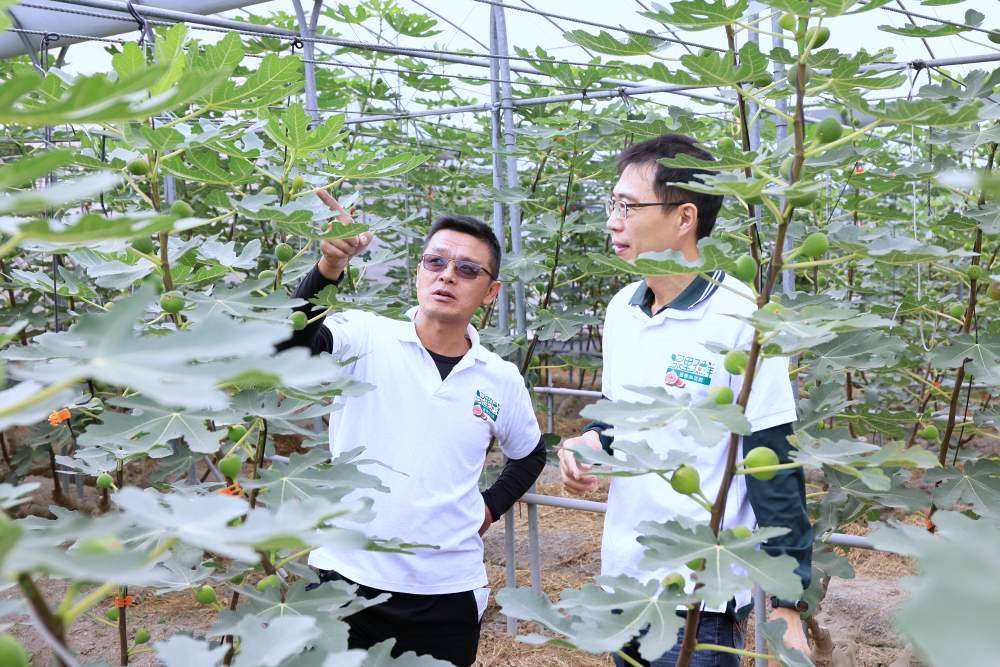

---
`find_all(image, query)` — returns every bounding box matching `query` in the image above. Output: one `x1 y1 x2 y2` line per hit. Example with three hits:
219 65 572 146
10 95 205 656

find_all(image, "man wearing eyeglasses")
558 134 812 666
277 191 546 666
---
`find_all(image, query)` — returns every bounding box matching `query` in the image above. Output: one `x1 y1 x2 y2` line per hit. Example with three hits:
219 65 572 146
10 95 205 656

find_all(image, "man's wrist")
581 429 603 449
317 257 346 282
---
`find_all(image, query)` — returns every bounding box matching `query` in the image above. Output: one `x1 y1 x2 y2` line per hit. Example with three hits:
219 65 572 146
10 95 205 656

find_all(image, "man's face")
416 229 501 325
607 162 697 261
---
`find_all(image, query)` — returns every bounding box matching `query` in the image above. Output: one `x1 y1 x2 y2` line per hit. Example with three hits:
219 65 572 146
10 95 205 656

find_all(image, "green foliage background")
0 1 997 665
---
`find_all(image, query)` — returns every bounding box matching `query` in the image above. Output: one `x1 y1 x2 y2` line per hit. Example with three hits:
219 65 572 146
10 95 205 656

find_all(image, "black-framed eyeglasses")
421 253 497 280
605 198 684 221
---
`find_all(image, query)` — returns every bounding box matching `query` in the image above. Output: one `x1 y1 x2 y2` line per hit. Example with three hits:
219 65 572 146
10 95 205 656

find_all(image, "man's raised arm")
275 191 373 355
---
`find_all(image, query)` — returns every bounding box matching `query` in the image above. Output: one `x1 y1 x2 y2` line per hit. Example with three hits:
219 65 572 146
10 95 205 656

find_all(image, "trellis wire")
243 50 621 93
12 0 743 114
471 0 726 53
12 2 1000 131
877 1 997 36
6 26 126 45
23 0 639 71
412 0 489 51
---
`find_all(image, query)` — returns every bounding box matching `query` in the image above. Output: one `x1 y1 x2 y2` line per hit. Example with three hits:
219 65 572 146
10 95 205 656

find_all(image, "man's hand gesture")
558 430 603 495
316 190 374 281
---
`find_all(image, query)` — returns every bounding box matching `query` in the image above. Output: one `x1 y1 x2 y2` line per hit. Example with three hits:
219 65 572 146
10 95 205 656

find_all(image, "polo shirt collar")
402 306 489 362
629 270 725 318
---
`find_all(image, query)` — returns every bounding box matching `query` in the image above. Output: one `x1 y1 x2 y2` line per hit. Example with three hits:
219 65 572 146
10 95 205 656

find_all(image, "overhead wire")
6 26 127 46
8 0 999 135
469 0 725 52
631 0 695 56
875 2 995 36
410 0 489 51
17 0 646 72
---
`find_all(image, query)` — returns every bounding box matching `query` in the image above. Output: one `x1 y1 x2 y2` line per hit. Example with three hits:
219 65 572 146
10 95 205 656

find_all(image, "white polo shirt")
308 307 541 595
599 273 797 612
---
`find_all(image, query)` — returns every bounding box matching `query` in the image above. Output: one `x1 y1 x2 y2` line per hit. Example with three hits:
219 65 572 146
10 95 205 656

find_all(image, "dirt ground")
6 392 919 666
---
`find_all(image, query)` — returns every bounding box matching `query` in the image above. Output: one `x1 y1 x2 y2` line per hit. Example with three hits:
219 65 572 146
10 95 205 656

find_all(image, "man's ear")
482 280 501 306
678 202 699 240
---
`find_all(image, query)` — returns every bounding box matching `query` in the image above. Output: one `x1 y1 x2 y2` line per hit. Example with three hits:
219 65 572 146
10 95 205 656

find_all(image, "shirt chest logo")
665 353 714 387
472 390 500 422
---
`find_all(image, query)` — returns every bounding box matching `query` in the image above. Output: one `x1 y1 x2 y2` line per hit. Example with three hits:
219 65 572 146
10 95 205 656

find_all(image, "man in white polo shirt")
278 192 545 666
558 134 812 666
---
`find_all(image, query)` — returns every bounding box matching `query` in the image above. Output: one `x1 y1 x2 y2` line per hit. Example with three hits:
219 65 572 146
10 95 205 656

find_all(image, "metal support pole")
493 3 540 595
753 583 768 667
163 174 176 205
488 14 509 336
493 4 526 338
546 373 554 434
489 9 517 636
290 0 322 124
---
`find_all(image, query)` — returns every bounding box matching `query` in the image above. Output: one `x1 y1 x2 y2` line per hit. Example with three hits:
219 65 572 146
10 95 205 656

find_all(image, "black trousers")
309 569 481 666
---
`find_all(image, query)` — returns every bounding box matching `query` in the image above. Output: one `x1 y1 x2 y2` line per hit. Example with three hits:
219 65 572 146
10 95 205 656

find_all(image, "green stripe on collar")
628 271 724 317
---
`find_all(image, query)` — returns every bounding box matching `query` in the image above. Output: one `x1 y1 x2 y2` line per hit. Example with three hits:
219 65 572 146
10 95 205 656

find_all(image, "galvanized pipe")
290 0 321 124
0 0 270 58
533 386 601 398
517 493 875 549
488 11 510 335
753 583 768 666
493 3 539 596
489 9 517 636
492 4 526 338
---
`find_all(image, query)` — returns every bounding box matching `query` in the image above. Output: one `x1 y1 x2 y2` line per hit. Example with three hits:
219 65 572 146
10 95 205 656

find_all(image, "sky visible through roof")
25 0 1000 121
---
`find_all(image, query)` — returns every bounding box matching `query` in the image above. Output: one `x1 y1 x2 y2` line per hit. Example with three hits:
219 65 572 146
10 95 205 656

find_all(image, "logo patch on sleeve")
473 390 500 422
665 353 714 387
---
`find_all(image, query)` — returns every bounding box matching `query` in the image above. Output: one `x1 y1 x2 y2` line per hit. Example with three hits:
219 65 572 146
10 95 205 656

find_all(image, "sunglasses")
421 253 496 280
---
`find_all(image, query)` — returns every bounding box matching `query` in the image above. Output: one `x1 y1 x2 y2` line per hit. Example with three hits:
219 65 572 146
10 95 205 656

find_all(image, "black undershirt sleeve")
274 265 341 356
743 422 813 592
582 395 615 455
481 436 547 520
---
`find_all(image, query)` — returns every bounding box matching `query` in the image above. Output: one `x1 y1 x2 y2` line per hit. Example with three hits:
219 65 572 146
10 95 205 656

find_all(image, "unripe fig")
743 446 780 480
670 465 701 496
131 236 154 255
126 158 149 176
799 232 829 258
195 585 217 605
96 472 114 490
733 254 756 283
0 634 29 667
724 350 748 375
160 292 185 314
707 386 734 405
170 200 194 217
275 242 295 264
816 116 843 144
805 26 830 49
218 455 241 480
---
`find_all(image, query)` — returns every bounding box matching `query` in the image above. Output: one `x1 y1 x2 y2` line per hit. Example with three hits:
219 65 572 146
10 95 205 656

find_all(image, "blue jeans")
613 613 744 667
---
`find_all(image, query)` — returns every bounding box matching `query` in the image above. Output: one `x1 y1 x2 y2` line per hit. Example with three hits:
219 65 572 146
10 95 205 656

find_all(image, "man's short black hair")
616 133 723 239
424 215 501 278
